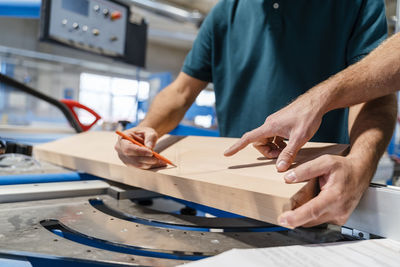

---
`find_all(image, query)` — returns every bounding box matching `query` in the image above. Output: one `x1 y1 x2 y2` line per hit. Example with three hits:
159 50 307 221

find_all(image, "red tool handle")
60 99 102 132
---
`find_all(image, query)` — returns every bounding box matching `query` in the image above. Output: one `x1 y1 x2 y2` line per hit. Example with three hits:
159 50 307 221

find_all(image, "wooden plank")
33 131 348 226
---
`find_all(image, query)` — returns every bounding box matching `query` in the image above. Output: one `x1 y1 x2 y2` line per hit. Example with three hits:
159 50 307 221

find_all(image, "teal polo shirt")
182 0 387 143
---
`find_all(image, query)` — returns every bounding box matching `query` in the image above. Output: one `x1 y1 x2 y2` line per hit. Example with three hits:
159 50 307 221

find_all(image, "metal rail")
128 0 204 26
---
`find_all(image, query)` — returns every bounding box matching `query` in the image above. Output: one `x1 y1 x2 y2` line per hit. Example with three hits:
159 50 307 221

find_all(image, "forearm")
305 33 400 115
139 72 207 137
139 85 190 136
347 94 397 186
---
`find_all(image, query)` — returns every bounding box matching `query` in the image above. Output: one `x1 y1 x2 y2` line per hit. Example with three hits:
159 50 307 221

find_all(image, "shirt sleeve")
346 0 388 65
181 5 216 82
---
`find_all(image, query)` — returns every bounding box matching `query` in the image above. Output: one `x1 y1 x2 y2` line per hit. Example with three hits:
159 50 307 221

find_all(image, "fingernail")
224 149 230 155
278 216 288 226
285 171 296 183
277 160 287 170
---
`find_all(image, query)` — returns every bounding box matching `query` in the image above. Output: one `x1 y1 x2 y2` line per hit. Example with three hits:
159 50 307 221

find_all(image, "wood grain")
33 131 348 225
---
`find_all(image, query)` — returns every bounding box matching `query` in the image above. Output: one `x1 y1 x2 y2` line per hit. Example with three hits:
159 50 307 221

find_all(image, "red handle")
60 99 102 131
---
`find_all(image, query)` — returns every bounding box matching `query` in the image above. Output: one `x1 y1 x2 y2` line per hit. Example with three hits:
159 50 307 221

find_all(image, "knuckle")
333 214 349 226
137 156 148 163
335 194 344 204
127 162 140 168
148 131 158 139
242 132 251 142
114 143 119 152
136 149 148 156
139 164 151 170
264 115 275 125
121 147 131 156
282 149 294 159
291 132 306 147
145 157 158 165
309 206 321 220
286 217 295 227
321 154 336 166
320 154 330 161
337 189 346 202
144 127 157 135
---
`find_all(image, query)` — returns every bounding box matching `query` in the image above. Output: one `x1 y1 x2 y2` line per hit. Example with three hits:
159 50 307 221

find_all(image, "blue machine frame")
0 0 41 18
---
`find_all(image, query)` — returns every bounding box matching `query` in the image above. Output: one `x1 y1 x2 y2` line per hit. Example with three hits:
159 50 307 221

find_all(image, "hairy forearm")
304 33 400 114
347 94 397 184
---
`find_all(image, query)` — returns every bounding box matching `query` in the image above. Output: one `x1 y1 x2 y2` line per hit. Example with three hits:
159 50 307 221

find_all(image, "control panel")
40 0 147 67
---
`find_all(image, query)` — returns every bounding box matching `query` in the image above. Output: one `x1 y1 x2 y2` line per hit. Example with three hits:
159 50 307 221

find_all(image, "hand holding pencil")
114 127 176 169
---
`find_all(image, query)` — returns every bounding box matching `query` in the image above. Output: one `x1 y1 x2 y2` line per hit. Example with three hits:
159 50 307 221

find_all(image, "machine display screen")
61 0 89 16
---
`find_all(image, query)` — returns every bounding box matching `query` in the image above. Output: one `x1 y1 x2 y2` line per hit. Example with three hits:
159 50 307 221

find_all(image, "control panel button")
92 29 100 36
72 22 79 30
93 5 100 12
61 19 68 26
111 11 122 21
82 25 88 32
103 8 109 17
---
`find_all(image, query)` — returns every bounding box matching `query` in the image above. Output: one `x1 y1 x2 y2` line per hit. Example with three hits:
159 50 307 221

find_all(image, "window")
79 73 149 124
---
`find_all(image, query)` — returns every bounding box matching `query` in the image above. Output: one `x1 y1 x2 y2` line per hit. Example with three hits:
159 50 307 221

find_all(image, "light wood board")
33 131 348 226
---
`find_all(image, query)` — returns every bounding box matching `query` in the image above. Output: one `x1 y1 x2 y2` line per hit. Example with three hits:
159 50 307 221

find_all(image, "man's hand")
277 154 368 228
114 127 166 169
224 96 325 172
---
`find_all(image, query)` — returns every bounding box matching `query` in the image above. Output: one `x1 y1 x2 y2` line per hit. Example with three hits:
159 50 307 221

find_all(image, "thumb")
276 138 302 172
143 129 158 149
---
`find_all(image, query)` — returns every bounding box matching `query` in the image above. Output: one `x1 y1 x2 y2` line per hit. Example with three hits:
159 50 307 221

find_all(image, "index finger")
120 130 145 145
120 139 153 157
224 127 274 156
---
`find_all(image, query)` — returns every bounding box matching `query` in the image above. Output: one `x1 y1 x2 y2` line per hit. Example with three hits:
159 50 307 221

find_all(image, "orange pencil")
116 130 176 167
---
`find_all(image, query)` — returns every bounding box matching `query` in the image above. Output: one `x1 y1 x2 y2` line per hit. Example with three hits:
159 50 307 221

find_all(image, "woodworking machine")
0 162 353 267
0 143 399 267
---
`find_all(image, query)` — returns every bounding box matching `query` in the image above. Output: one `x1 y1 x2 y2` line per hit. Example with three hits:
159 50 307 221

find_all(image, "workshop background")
1 1 400 266
0 0 219 134
0 0 398 134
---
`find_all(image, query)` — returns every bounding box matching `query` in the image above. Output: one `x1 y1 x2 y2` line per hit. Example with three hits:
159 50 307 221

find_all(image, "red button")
111 11 122 21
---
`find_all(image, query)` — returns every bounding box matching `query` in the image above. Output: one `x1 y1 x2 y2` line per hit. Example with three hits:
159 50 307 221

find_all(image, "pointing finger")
120 140 153 157
224 127 274 156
